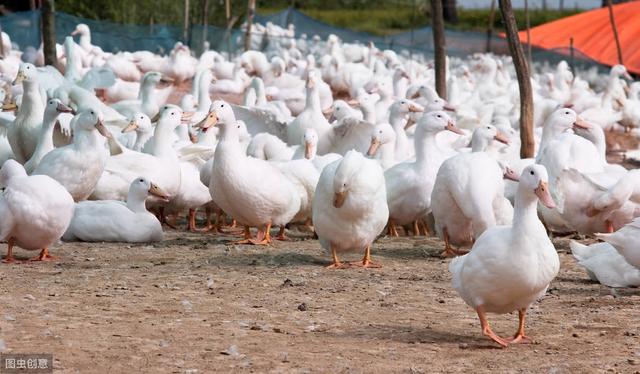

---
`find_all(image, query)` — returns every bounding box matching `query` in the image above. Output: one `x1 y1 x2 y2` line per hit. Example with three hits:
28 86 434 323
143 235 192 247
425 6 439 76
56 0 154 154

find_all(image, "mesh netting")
0 7 607 73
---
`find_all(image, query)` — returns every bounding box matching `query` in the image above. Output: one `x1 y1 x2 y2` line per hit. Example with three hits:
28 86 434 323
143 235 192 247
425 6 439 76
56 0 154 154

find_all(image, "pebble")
221 345 240 357
572 333 579 338
629 359 637 365
23 294 35 301
181 300 193 311
4 314 15 321
206 277 214 289
281 352 289 363
297 303 308 312
458 343 468 349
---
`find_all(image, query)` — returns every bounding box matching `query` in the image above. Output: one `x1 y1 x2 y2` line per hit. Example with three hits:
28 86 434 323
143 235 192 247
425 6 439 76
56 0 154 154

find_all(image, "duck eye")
90 111 94 114
221 104 224 107
171 112 175 115
530 171 535 175
437 114 441 118
139 179 144 182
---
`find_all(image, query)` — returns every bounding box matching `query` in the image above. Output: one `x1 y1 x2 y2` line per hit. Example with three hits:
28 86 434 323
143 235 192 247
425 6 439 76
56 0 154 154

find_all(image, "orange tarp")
515 1 640 74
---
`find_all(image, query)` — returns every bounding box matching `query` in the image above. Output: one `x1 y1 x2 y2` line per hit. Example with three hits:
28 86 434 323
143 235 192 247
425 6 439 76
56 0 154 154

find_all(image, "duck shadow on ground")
204 251 328 268
326 323 505 350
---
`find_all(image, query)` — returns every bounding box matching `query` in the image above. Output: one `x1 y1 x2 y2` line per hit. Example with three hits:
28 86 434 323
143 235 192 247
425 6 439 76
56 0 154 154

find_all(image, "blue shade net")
0 7 606 72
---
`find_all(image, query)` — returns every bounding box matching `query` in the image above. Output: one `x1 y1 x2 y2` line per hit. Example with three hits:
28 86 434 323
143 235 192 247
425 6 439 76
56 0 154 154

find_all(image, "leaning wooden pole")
183 0 190 43
430 0 447 99
499 0 534 158
244 0 256 52
42 0 57 67
606 0 623 65
524 0 532 66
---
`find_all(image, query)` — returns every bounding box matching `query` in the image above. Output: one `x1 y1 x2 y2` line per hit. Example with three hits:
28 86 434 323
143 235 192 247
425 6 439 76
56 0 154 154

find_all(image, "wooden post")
606 0 623 64
183 0 189 43
29 0 36 10
525 0 531 67
486 0 496 53
559 0 564 11
0 24 4 57
42 0 57 67
499 0 534 158
244 0 256 51
201 0 209 54
430 0 447 99
569 37 575 78
225 0 231 21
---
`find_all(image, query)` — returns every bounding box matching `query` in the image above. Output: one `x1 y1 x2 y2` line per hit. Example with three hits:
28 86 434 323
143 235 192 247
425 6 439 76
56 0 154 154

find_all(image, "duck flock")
0 21 639 348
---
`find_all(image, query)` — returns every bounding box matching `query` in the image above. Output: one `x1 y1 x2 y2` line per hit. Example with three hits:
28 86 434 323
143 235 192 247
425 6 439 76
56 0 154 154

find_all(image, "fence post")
569 37 575 78
430 0 447 100
42 0 57 67
201 0 209 54
499 0 534 158
606 0 623 65
244 0 256 52
525 0 531 67
486 0 496 53
183 0 189 43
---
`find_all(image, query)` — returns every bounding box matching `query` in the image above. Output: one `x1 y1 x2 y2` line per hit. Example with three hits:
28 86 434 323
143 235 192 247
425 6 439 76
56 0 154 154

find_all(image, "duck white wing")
63 200 163 242
570 241 640 287
78 67 117 91
231 104 288 140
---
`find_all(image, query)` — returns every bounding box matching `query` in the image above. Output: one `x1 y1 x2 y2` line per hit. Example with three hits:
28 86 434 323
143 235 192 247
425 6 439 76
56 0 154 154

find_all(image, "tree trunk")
442 0 458 24
183 0 189 43
499 0 534 158
485 0 496 53
431 0 447 99
201 0 209 54
244 0 256 52
42 0 57 67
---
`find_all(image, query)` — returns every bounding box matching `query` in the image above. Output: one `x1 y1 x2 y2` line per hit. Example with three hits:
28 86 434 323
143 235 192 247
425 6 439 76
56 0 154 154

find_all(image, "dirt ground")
0 227 638 374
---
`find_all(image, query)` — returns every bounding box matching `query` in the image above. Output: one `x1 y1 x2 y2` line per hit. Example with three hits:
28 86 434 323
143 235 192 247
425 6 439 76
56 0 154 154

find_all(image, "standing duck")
203 100 301 245
312 150 388 268
0 159 74 262
449 164 559 347
385 111 463 236
9 63 45 163
33 108 111 201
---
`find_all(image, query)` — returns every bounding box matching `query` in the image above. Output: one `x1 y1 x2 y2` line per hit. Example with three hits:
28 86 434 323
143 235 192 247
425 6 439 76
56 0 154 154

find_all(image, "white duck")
431 125 515 256
449 164 559 347
24 98 74 174
596 217 640 269
385 111 463 236
365 122 397 170
120 113 154 152
0 159 75 262
286 74 331 151
312 150 388 268
91 105 185 204
570 241 640 288
292 128 341 173
33 108 111 201
9 63 45 163
63 177 168 242
110 71 170 119
203 100 301 245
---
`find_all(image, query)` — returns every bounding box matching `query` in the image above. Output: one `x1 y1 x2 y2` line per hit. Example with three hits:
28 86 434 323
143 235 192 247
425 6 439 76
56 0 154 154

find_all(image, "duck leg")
29 247 56 262
187 208 198 232
419 219 430 236
2 238 18 264
238 222 271 245
350 245 381 268
412 220 420 236
605 220 614 233
232 226 255 244
326 244 348 269
476 305 509 347
387 218 399 237
276 225 288 241
158 207 178 230
440 228 468 257
506 309 533 344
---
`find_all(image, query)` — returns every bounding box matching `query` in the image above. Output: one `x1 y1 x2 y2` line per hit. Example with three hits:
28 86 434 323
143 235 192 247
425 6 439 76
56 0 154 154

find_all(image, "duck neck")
133 130 153 152
20 80 44 118
152 121 178 158
390 113 409 155
126 191 148 213
197 77 212 111
379 140 394 166
80 33 91 51
361 105 376 123
470 134 490 153
512 186 544 237
139 80 157 108
75 128 104 152
415 131 438 168
33 111 59 157
306 85 321 112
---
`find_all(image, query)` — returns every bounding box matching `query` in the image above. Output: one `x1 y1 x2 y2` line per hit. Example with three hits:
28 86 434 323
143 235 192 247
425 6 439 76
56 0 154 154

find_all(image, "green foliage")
53 1 586 36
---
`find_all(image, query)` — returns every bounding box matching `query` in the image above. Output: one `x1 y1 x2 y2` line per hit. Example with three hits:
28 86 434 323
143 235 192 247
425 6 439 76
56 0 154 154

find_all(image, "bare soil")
0 228 638 374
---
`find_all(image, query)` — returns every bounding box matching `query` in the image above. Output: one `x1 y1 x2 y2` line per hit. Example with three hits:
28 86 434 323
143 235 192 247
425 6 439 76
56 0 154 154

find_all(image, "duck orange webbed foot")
275 226 289 241
440 247 468 258
325 261 351 269
506 334 534 344
29 248 57 262
349 259 382 268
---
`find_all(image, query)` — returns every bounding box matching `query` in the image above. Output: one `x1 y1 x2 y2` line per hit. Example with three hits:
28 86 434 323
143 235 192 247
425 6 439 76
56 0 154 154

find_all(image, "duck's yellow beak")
195 111 218 130
367 137 380 156
333 191 347 208
12 71 26 86
95 118 112 138
2 102 17 111
148 182 170 202
122 120 138 133
494 132 510 145
304 141 314 159
150 112 160 122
